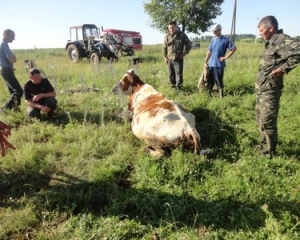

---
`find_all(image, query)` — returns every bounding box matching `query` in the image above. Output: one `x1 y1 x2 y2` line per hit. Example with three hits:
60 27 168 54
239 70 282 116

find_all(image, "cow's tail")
184 128 201 154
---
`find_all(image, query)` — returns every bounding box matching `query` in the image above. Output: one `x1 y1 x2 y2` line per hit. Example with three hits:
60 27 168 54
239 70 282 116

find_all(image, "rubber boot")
206 84 213 97
218 88 224 99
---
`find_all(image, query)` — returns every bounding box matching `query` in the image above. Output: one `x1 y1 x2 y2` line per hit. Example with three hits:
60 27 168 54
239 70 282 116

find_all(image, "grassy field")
0 42 300 239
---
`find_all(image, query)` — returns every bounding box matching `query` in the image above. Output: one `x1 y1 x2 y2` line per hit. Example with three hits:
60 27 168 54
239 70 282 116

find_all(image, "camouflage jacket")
256 29 300 91
163 30 191 60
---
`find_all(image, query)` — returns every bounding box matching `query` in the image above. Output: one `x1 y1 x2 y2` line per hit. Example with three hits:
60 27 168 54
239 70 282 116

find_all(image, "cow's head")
112 69 145 95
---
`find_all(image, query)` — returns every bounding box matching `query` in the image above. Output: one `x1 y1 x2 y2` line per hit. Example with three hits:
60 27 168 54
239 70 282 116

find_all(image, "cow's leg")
182 129 201 154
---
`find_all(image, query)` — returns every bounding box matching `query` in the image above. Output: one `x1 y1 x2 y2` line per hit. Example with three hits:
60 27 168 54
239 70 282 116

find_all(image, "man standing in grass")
24 68 57 120
0 29 23 111
204 24 237 98
255 15 300 158
163 21 191 90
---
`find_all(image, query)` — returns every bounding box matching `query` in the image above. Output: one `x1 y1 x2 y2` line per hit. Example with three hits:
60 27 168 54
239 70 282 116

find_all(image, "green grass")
0 42 299 239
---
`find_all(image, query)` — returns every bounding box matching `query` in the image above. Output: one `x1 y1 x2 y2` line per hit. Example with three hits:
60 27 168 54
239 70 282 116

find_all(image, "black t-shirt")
24 78 55 103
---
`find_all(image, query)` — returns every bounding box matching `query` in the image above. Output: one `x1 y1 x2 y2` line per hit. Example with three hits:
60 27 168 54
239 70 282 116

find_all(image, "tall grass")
0 42 299 239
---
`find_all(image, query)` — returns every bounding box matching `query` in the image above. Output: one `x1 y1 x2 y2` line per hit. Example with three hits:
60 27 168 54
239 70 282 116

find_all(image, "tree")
294 36 300 42
143 0 224 34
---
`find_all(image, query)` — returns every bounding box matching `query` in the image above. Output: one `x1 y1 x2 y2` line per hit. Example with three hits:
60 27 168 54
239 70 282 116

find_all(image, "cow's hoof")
200 148 220 157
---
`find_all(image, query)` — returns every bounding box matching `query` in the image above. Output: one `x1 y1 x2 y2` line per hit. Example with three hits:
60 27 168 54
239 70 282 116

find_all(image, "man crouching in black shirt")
24 68 57 120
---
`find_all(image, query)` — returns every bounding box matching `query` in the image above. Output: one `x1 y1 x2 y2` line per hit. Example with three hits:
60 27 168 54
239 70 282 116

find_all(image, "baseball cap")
211 24 222 32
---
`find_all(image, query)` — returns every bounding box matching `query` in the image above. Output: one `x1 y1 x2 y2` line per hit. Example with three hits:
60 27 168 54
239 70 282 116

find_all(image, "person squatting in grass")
0 29 23 110
204 24 237 98
255 15 300 158
163 21 191 90
24 68 57 120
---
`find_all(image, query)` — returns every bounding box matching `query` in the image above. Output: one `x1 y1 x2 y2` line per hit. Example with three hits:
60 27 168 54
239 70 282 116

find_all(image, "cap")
211 24 222 32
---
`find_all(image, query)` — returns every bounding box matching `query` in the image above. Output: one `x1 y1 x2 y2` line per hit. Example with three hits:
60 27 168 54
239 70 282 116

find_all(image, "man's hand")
40 105 51 113
180 53 186 58
219 56 226 62
32 94 43 102
0 121 16 157
269 68 284 77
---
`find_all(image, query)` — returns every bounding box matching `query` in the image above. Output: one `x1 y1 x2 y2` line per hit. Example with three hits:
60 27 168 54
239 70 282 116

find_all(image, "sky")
2 0 300 49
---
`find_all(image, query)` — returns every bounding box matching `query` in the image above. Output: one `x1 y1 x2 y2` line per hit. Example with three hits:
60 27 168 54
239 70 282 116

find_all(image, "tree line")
191 34 300 44
143 1 300 45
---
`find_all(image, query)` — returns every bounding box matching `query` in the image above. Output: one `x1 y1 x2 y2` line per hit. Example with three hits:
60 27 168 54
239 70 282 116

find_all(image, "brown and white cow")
113 69 201 157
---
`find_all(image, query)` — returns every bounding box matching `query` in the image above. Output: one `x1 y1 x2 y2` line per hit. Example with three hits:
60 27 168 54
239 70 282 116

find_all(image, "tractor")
66 24 134 64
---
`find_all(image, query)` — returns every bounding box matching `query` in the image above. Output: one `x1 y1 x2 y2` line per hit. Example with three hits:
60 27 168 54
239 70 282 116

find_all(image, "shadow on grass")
250 138 300 159
192 106 240 162
0 168 298 232
183 83 255 98
278 139 300 159
226 83 255 96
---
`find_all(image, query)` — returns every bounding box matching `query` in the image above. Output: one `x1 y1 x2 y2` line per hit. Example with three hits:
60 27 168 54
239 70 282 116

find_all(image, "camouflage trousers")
255 86 282 154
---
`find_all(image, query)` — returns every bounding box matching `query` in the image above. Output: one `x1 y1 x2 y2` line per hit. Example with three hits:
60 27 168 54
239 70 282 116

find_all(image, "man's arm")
162 35 169 63
270 38 300 76
31 91 56 103
25 99 43 110
220 46 237 62
204 51 211 65
37 91 56 99
2 43 16 63
183 34 191 55
162 35 168 58
25 91 56 111
8 54 16 63
279 40 300 73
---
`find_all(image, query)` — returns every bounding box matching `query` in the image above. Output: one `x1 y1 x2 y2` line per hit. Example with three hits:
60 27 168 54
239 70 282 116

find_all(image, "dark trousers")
208 67 224 90
27 97 57 119
167 58 183 87
1 67 23 109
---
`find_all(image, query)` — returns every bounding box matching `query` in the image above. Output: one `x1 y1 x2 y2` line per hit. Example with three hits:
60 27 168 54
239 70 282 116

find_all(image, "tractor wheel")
67 44 81 63
90 52 100 64
108 57 118 64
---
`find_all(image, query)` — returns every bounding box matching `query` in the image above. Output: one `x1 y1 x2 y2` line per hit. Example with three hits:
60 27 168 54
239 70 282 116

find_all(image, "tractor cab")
71 24 100 39
66 24 101 62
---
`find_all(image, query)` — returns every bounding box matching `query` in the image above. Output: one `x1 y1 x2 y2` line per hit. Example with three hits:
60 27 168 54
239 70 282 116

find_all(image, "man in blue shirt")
0 29 23 110
204 24 237 98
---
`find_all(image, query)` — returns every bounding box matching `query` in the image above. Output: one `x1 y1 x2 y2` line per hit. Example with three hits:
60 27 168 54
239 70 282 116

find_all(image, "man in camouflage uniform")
255 15 300 158
163 21 191 90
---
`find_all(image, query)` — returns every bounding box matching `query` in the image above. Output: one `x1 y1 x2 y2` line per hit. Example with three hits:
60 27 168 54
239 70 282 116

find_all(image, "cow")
112 69 201 157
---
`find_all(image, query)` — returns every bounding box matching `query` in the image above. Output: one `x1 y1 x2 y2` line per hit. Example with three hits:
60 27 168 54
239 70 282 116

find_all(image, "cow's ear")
126 69 134 75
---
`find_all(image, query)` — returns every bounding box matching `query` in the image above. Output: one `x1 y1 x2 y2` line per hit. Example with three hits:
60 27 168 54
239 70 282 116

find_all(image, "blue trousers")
208 67 224 89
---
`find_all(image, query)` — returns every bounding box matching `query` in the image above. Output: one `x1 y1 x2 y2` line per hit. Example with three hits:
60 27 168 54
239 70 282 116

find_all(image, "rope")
230 0 237 42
